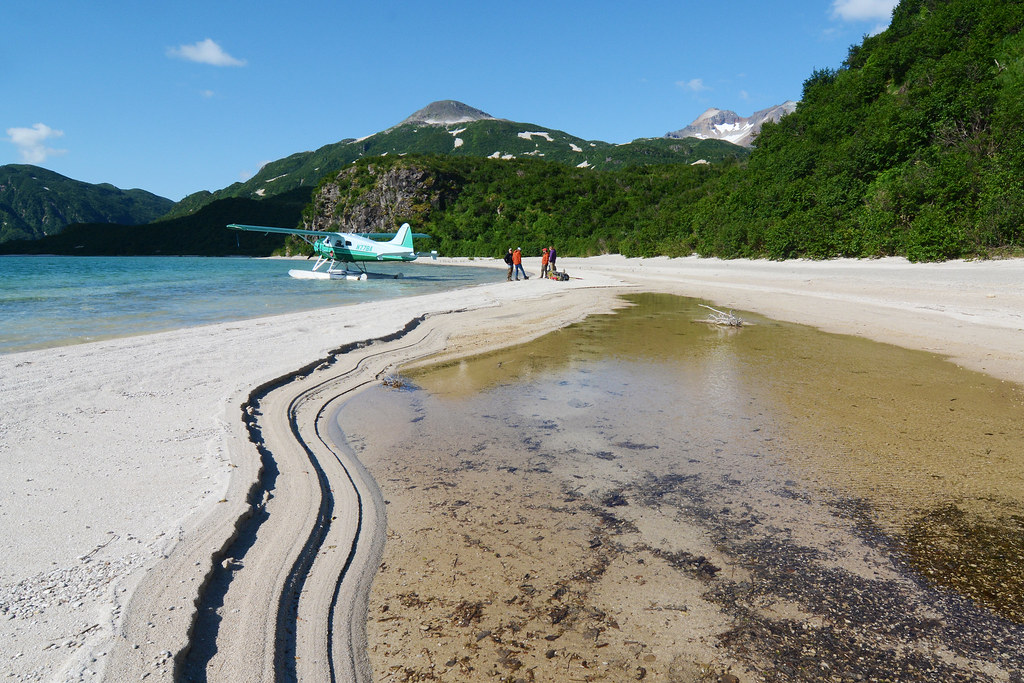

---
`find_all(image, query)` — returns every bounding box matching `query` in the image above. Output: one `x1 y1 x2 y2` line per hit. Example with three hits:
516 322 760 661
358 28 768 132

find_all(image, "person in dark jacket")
548 245 557 273
503 248 514 281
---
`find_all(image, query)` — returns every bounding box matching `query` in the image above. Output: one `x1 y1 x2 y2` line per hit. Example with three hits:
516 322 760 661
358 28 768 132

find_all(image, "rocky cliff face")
308 161 456 232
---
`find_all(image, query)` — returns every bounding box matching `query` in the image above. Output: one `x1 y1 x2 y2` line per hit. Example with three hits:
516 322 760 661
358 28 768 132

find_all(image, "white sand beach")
1 255 1022 681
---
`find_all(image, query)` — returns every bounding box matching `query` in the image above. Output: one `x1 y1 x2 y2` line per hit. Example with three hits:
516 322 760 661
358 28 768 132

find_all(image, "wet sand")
0 280 621 682
341 293 1024 681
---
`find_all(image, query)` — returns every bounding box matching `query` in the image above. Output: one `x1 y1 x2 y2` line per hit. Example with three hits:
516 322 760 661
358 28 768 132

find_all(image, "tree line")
7 0 1020 261
305 0 1023 262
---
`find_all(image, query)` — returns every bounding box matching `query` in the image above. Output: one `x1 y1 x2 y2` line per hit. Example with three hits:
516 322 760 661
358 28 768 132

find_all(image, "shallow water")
0 255 497 353
409 292 1024 530
339 293 1024 680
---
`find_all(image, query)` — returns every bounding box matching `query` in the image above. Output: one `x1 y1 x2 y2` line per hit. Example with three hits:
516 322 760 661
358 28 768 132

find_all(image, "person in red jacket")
512 247 528 280
540 247 550 279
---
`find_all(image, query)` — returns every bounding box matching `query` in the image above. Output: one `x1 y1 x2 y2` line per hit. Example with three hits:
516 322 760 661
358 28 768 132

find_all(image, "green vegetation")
690 0 1024 260
303 154 728 259
6 0 1020 261
291 0 1024 263
0 187 310 256
0 165 174 243
160 120 747 221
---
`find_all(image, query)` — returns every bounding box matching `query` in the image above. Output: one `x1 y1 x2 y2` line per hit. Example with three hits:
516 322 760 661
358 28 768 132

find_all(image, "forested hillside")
0 165 174 243
301 154 726 258
689 0 1024 261
163 119 747 221
0 187 309 256
7 0 1018 261
295 0 1023 263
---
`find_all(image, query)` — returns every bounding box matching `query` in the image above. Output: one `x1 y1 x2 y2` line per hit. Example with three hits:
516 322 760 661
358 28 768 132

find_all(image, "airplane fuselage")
226 222 421 277
314 233 416 262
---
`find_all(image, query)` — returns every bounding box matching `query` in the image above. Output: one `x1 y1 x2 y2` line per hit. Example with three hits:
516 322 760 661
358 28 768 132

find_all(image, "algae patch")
905 504 1024 623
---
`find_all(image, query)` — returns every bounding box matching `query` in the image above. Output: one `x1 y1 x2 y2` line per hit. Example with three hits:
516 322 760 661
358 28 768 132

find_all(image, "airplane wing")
227 224 332 237
228 224 430 240
365 232 431 239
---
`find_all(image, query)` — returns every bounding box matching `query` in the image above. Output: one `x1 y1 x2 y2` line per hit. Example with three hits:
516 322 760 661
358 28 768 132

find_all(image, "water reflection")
397 293 1024 622
341 293 1024 680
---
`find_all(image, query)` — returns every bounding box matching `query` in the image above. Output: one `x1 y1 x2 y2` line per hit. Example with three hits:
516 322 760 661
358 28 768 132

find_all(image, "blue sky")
3 0 898 201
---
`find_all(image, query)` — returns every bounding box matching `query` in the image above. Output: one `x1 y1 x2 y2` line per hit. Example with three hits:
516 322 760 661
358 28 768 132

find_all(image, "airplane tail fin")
390 223 414 250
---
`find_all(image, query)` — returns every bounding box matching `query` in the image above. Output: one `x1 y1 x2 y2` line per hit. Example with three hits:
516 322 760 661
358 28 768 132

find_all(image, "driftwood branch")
695 304 745 327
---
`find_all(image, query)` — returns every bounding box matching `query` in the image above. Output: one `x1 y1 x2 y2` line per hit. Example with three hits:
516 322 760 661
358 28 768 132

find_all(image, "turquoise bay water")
0 256 498 354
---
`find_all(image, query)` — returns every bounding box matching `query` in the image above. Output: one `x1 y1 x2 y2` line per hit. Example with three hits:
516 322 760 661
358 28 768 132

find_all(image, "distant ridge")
666 101 797 147
0 164 174 243
3 99 749 242
397 100 496 126
159 99 748 221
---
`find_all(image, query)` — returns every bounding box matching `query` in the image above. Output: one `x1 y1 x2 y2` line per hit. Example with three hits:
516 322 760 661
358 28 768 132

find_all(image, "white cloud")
677 78 710 93
831 0 899 22
167 38 246 66
6 123 67 164
239 160 271 182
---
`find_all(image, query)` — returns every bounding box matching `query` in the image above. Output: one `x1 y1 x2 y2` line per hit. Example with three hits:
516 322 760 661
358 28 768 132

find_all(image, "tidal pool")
337 293 1024 681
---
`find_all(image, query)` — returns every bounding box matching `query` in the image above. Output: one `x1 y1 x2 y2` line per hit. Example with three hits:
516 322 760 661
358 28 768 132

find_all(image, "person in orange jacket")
512 247 528 280
540 247 549 279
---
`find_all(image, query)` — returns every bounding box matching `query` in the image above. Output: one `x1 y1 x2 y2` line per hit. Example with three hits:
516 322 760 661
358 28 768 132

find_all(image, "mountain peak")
398 100 496 127
667 101 797 147
697 107 725 119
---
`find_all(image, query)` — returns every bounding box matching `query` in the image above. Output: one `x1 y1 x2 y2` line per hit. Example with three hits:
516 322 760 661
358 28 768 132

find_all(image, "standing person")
503 248 514 281
548 245 557 274
540 247 549 279
512 247 528 280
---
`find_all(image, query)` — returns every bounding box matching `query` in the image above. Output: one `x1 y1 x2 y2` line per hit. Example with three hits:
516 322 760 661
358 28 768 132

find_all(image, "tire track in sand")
107 315 452 682
103 289 617 682
194 317 451 682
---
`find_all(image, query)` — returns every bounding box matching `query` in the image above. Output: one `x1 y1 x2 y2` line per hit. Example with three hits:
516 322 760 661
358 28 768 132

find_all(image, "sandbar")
1 255 1022 680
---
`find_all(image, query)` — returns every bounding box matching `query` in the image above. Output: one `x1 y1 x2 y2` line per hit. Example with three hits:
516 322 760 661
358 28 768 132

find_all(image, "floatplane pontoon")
227 222 428 280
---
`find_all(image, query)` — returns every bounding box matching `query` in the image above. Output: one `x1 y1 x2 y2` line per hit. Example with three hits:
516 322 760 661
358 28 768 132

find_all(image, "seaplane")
227 222 426 280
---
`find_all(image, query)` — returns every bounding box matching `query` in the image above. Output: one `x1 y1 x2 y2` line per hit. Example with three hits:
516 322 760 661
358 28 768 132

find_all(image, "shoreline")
2 256 1022 680
427 254 1024 385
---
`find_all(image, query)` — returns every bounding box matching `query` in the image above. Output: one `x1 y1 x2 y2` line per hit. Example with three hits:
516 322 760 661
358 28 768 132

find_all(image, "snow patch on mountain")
518 131 554 142
666 101 797 147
